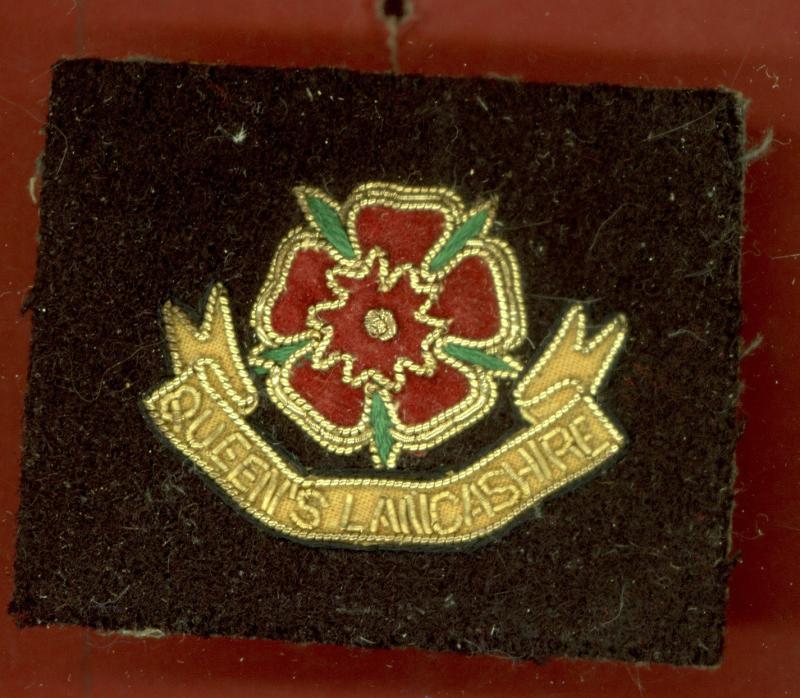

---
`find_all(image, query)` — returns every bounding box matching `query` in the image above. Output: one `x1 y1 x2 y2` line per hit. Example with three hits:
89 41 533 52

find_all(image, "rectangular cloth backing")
12 59 744 666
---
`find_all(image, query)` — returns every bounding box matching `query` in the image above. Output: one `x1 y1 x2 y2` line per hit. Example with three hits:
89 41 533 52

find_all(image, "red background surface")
1 1 798 695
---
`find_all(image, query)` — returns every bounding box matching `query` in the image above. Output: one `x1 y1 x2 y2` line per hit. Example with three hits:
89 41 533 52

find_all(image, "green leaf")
305 195 356 259
258 339 312 364
370 392 394 466
429 207 490 272
251 366 269 376
443 343 515 372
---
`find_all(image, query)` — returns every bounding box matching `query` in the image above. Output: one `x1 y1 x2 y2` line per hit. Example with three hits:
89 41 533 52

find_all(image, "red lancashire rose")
250 184 527 468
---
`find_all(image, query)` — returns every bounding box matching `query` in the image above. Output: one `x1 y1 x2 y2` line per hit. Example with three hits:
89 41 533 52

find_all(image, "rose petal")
271 248 337 336
355 206 445 266
395 363 471 426
429 255 500 340
289 359 365 427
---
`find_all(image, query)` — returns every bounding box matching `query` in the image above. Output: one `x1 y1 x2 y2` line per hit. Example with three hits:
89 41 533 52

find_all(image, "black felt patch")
12 59 744 665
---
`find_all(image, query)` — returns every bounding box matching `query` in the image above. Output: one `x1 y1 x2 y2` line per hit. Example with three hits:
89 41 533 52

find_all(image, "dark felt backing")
12 59 744 665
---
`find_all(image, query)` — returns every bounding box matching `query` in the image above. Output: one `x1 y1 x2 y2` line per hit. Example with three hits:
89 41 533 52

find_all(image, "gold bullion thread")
144 285 628 548
248 183 527 469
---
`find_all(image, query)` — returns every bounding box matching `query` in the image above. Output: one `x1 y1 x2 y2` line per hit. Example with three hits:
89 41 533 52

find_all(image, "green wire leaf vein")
306 195 356 259
370 392 394 466
429 207 490 272
257 339 312 365
443 343 515 372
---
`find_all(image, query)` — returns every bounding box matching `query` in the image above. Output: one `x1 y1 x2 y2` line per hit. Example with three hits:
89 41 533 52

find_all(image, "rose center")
363 308 397 341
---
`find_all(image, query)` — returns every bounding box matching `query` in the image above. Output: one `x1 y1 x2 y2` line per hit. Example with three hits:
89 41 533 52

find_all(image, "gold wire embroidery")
249 183 528 468
303 246 447 392
363 308 397 340
144 283 628 549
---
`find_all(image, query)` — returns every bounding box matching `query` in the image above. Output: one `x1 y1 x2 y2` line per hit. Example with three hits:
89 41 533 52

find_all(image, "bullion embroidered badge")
144 182 628 548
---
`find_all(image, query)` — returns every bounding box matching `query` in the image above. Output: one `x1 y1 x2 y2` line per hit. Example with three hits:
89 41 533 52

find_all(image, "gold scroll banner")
144 285 628 548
